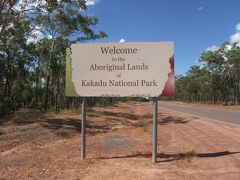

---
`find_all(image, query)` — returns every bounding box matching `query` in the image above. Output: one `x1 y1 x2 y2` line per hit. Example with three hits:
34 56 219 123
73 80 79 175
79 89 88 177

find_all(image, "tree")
225 43 240 104
0 1 107 117
0 0 18 34
0 13 33 115
199 44 231 105
175 42 240 106
28 0 107 111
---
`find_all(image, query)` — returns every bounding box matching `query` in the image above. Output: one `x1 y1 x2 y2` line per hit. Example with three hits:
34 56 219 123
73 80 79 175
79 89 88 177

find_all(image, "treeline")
175 43 240 105
0 0 109 117
1 1 239 118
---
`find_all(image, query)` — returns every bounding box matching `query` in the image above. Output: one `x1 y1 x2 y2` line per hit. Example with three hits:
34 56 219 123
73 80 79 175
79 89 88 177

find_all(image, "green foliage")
0 1 107 116
1 0 239 118
176 43 240 105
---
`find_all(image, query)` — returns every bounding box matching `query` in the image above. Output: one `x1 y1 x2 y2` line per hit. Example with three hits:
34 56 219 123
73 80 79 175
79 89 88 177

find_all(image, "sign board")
65 42 175 97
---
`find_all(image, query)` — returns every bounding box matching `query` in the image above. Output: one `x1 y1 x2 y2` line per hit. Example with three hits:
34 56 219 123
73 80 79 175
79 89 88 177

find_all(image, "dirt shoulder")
1 102 240 179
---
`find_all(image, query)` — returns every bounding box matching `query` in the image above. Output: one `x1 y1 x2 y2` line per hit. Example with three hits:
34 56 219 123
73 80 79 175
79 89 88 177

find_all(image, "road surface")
158 103 240 126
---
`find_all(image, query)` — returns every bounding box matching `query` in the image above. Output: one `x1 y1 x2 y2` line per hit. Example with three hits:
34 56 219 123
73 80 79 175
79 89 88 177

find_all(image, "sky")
85 0 240 75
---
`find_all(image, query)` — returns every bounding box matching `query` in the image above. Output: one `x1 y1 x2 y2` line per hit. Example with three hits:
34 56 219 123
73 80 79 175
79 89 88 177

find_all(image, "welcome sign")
65 42 175 97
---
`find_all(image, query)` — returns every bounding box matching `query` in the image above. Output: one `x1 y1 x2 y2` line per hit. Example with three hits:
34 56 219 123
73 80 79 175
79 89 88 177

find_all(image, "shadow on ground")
98 151 240 163
39 107 192 137
158 116 189 125
0 110 47 126
0 106 192 139
41 118 112 136
90 110 190 125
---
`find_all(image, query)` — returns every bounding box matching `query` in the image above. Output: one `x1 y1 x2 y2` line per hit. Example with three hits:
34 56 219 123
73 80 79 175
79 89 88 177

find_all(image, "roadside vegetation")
0 0 108 117
0 1 239 118
175 43 240 105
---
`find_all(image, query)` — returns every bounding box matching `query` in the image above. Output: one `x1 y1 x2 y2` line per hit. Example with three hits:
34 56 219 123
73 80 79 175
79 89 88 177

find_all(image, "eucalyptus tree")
185 66 211 102
0 1 107 116
225 43 240 104
24 0 107 111
0 14 33 115
199 44 231 105
0 0 18 34
175 75 189 102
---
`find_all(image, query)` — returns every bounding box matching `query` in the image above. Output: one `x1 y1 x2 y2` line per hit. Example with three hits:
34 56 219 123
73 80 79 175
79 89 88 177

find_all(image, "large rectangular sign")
65 42 175 97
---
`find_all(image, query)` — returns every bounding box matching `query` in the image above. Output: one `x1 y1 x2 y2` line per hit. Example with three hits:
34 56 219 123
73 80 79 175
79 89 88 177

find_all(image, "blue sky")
86 0 240 75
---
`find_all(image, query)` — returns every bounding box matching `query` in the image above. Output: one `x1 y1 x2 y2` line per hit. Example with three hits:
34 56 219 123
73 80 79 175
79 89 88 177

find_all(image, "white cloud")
224 44 232 51
206 45 219 52
27 26 47 43
27 32 43 43
205 23 240 52
13 1 21 11
16 0 98 12
119 38 125 43
197 6 204 11
230 32 240 44
236 23 240 32
14 0 48 12
85 0 99 6
229 22 240 44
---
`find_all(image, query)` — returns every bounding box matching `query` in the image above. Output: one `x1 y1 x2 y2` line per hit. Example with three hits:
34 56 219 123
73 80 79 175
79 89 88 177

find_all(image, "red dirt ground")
0 102 240 179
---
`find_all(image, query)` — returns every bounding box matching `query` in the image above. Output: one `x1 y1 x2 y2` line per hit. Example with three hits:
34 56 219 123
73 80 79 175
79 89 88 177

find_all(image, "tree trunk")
67 97 70 109
222 89 228 106
44 75 50 111
238 86 240 105
34 71 39 109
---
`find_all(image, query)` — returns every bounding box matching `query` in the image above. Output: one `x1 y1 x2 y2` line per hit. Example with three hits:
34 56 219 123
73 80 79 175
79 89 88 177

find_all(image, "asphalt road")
158 103 240 126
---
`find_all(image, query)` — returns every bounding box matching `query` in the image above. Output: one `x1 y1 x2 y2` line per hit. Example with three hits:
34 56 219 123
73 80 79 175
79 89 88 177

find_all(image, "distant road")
158 103 240 126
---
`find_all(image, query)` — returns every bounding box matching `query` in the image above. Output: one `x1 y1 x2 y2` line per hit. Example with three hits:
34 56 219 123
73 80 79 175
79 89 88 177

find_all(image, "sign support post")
152 98 158 163
66 42 175 162
81 98 86 160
